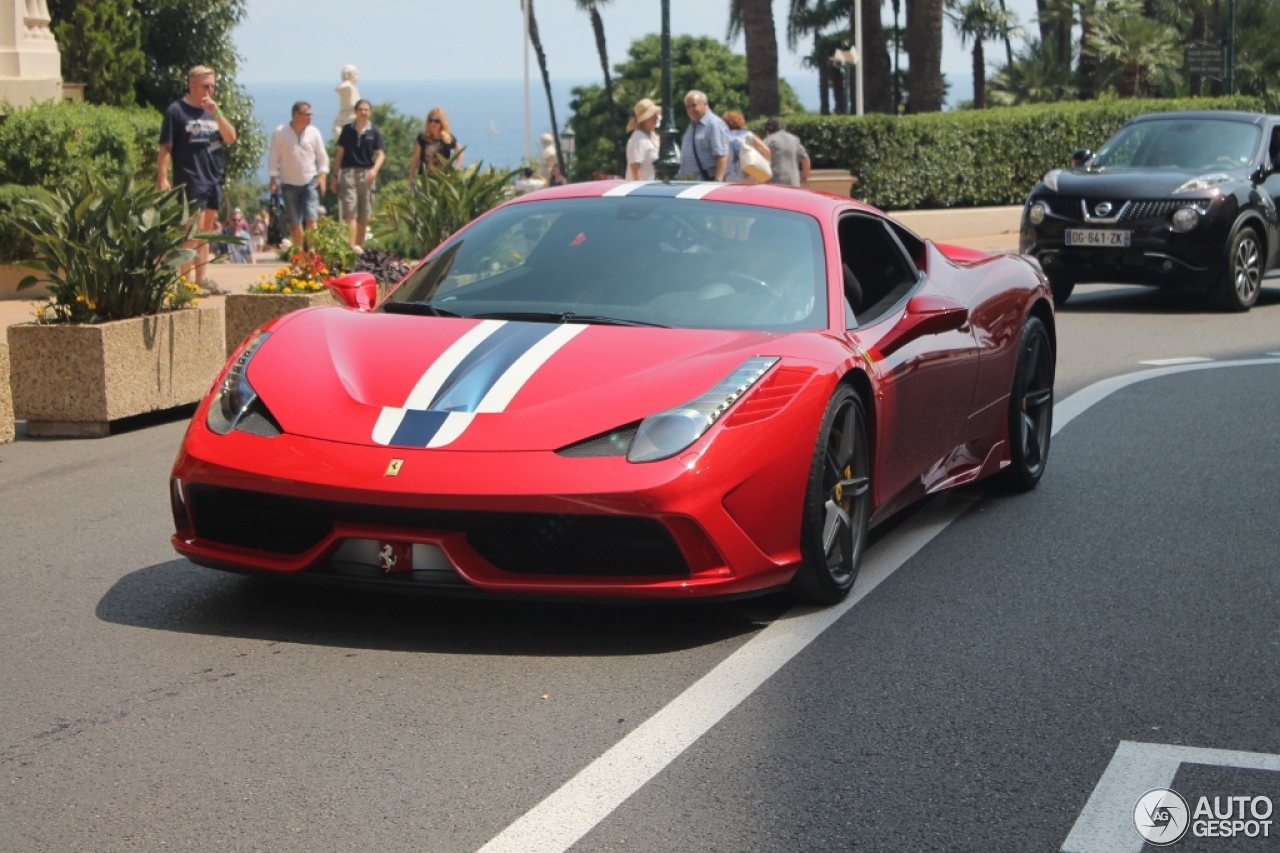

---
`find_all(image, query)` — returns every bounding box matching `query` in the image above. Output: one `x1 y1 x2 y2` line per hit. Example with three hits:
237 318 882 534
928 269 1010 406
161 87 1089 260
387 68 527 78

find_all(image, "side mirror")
1071 148 1092 168
876 295 969 358
328 272 378 311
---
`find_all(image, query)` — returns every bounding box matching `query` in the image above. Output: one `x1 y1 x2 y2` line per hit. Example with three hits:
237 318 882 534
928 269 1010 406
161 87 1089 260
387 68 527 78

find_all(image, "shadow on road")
1058 282 1280 314
95 559 786 656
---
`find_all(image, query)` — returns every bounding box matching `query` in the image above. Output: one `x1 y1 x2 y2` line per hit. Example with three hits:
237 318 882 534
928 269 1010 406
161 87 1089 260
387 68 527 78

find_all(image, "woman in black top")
408 107 463 187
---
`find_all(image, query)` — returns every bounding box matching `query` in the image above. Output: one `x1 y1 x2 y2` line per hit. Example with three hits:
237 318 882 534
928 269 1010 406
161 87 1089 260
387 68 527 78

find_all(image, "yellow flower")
283 287 292 294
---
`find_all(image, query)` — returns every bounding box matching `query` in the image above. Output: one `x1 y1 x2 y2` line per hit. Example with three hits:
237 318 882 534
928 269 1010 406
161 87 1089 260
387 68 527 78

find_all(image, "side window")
1269 126 1280 171
838 214 920 328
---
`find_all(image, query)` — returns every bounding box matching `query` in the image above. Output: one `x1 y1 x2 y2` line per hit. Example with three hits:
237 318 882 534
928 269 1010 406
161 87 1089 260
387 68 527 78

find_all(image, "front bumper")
1019 195 1232 289
169 418 811 600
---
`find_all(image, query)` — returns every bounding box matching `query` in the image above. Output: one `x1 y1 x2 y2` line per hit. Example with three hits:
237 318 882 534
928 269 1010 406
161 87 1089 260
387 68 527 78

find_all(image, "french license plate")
1066 229 1131 247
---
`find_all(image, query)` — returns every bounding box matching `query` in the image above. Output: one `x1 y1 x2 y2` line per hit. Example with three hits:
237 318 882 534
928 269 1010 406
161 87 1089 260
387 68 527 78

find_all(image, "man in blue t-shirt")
157 65 238 295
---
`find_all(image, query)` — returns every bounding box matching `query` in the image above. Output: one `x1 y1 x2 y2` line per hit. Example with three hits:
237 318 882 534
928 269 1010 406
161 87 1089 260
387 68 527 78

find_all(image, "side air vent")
555 423 639 458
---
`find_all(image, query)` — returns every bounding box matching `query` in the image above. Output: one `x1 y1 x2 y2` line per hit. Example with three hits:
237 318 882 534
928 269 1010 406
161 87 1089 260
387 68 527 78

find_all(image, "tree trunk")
1037 0 1053 46
1121 60 1139 96
589 6 622 176
818 35 831 116
1077 3 1097 100
862 0 896 114
973 39 986 108
906 0 945 112
1190 5 1206 96
833 66 849 114
741 0 781 118
524 0 564 174
995 0 1014 65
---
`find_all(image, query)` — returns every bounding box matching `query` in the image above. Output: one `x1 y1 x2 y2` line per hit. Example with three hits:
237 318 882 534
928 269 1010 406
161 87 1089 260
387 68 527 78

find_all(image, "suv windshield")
1092 119 1260 171
381 196 827 331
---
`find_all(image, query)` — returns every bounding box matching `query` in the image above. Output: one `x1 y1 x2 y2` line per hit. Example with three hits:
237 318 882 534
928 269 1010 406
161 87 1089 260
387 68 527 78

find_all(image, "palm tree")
906 0 946 112
1088 0 1182 96
1076 0 1102 98
1234 0 1280 96
523 0 565 174
728 0 782 117
947 0 1020 108
989 38 1078 103
574 0 622 175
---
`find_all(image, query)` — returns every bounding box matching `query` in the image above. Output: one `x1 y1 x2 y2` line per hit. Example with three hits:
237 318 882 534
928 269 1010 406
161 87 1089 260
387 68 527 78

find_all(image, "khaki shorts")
338 168 374 223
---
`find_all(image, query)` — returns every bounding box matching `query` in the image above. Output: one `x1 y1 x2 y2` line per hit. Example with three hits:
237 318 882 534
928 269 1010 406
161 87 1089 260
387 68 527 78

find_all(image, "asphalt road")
1 281 1279 852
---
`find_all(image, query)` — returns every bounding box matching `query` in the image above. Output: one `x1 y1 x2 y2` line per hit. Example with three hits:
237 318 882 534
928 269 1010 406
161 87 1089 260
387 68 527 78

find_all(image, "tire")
998 316 1055 492
789 386 872 605
1210 226 1262 312
1048 276 1074 306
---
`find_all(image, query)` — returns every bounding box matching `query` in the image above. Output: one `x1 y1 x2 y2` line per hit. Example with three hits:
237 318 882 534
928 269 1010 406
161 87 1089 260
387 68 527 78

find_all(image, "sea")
243 76 822 179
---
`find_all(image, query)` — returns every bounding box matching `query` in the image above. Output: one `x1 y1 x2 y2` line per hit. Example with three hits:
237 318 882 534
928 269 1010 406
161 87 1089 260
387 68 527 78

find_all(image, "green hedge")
0 184 54 264
775 97 1265 210
0 100 161 194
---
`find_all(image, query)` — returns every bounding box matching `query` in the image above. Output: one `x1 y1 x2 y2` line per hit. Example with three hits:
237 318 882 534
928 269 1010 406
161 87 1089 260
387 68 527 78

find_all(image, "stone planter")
7 305 226 437
0 342 13 444
225 290 337 357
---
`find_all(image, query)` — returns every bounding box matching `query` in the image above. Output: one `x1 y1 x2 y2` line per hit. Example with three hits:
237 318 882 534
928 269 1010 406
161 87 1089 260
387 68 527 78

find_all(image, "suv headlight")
207 332 270 435
1171 206 1201 232
1173 173 1231 194
1027 201 1049 226
627 357 778 463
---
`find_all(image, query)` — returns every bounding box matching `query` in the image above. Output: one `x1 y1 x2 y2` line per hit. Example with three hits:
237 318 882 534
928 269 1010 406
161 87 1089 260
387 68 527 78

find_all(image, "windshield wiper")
473 311 669 328
382 301 463 318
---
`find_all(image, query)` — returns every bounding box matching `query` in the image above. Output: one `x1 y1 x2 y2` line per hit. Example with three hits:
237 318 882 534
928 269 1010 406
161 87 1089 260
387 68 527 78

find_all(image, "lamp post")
831 46 861 116
653 0 681 182
559 127 576 181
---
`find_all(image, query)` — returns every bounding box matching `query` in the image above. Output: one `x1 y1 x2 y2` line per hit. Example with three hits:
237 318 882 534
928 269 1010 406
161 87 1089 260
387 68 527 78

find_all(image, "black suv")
1020 111 1280 310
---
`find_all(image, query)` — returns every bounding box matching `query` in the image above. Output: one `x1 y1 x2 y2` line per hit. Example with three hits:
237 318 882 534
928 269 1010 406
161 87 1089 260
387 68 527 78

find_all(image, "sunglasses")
203 83 216 90
428 118 442 123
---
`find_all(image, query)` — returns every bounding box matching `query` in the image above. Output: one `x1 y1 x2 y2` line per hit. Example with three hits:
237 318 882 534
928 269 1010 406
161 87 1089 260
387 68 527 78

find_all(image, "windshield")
381 197 828 331
1091 119 1260 171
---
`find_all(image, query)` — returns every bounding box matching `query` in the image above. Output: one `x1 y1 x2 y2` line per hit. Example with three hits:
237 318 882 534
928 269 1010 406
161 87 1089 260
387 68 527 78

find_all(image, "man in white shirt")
268 101 329 251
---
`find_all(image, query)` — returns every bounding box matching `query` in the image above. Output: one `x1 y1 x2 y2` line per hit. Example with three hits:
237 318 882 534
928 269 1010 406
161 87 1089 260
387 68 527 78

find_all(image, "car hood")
246 307 795 451
1050 167 1247 199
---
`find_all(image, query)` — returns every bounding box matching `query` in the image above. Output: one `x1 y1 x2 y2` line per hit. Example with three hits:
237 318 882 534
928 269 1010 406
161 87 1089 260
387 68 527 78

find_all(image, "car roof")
1128 110 1276 126
504 180 881 219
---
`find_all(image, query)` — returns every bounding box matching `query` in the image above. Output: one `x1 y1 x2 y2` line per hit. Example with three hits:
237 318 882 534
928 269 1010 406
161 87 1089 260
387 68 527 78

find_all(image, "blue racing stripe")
627 182 698 198
389 409 451 447
430 322 559 412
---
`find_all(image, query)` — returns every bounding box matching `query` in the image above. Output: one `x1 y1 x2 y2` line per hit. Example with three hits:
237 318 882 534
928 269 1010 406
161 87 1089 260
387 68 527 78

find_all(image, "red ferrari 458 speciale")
171 181 1055 604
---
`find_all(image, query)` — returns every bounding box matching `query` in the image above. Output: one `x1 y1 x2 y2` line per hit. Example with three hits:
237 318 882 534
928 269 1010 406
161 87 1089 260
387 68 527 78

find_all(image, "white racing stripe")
602 182 652 197
404 319 507 410
476 357 1280 853
475 324 587 413
675 182 722 200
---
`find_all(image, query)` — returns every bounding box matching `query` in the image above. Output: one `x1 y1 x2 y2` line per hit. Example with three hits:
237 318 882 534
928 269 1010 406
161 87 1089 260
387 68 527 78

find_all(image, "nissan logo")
1095 202 1113 217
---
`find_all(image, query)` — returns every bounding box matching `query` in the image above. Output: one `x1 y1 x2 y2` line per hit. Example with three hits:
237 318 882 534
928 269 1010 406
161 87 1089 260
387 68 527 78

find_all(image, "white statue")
538 132 557 179
334 65 360 138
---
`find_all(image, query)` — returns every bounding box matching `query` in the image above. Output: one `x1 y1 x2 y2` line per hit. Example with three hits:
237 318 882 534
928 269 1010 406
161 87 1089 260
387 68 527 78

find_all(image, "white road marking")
1267 352 1280 357
476 494 977 853
1061 741 1280 853
478 357 1280 853
1138 357 1214 366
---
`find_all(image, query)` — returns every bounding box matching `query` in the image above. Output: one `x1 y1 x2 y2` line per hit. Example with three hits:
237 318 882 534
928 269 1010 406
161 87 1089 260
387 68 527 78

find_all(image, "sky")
233 0 1043 102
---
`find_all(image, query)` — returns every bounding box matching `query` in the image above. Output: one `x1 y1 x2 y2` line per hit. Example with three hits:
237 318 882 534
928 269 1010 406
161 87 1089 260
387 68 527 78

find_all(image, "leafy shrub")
0 100 161 194
354 248 411 287
774 96 1265 210
307 216 358 276
8 174 226 323
380 155 515 258
0 184 55 263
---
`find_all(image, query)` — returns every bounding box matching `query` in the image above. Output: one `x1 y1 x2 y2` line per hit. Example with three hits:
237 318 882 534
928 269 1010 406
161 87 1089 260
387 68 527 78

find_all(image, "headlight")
1170 206 1201 232
1027 201 1048 226
206 332 270 435
627 356 778 463
1173 173 1231 194
1041 169 1063 192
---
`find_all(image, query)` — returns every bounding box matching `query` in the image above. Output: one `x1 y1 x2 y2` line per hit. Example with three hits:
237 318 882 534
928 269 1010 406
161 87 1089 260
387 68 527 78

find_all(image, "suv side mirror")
1071 148 1092 168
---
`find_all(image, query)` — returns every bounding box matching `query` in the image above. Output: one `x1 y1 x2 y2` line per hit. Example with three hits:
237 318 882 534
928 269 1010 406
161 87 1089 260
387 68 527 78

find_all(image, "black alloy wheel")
1048 276 1075 307
999 316 1054 492
1211 226 1263 312
790 386 872 605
